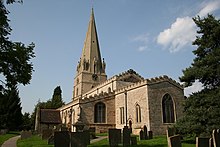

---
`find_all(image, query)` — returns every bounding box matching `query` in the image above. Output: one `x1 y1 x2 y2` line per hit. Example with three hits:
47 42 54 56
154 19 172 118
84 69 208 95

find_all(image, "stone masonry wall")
147 81 184 135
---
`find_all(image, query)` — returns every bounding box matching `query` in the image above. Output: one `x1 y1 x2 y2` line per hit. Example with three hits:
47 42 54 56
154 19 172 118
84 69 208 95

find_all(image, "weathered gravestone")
54 131 70 147
123 126 131 146
139 130 144 140
48 135 54 145
130 136 137 145
71 131 90 147
108 128 121 146
143 125 148 139
168 135 182 147
42 129 53 140
89 127 96 139
166 127 175 138
213 129 220 147
0 129 8 135
21 131 32 140
196 137 210 147
148 131 153 139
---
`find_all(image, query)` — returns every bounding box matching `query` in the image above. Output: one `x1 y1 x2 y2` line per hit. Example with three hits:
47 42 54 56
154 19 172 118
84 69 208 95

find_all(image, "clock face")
92 74 98 81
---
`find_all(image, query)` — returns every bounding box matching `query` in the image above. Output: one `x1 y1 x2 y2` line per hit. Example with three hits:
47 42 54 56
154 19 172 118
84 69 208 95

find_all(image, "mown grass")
0 131 20 146
17 135 53 147
16 134 195 147
89 135 196 147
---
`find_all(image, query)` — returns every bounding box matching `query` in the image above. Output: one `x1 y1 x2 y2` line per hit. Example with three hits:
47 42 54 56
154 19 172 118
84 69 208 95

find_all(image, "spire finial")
91 0 94 9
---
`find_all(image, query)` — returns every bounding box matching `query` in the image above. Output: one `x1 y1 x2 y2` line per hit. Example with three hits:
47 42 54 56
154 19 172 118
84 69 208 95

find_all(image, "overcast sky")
5 0 220 113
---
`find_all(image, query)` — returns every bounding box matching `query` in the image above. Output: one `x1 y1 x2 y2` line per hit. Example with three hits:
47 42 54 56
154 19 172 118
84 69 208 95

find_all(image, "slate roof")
40 109 61 124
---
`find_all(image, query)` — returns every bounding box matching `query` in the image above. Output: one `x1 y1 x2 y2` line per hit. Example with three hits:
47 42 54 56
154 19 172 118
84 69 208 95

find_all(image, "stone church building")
57 9 185 135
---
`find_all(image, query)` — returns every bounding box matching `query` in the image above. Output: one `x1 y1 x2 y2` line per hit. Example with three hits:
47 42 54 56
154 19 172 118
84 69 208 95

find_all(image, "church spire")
76 8 105 74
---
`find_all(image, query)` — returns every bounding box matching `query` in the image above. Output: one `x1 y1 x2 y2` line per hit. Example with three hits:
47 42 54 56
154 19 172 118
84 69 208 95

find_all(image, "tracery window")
162 94 175 123
94 102 106 123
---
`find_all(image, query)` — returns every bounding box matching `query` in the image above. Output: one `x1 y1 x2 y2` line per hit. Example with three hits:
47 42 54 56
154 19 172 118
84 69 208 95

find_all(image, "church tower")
73 8 107 99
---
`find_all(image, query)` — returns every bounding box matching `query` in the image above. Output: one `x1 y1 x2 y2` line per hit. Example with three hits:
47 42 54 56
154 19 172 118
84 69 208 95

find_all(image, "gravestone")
89 127 96 139
168 135 182 147
139 130 144 140
61 126 68 131
71 131 90 147
148 131 153 139
108 128 121 146
130 136 137 145
48 135 54 145
166 127 175 138
196 137 210 147
54 131 70 147
21 131 32 140
42 129 53 140
143 125 148 139
0 129 8 135
123 126 131 146
213 129 220 147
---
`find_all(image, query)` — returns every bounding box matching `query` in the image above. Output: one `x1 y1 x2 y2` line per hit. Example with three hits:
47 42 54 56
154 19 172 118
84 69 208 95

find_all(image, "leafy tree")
22 112 32 130
0 0 35 130
176 15 220 137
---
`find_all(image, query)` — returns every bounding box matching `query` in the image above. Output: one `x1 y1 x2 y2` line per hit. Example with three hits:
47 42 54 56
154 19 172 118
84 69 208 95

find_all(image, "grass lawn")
0 132 20 146
89 135 195 147
16 134 195 147
17 135 53 147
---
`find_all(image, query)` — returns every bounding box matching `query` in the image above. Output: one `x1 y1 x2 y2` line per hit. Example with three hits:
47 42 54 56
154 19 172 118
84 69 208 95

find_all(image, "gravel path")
1 135 20 147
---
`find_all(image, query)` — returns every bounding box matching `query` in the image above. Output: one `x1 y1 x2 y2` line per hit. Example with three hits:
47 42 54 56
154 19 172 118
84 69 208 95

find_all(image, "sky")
4 0 220 114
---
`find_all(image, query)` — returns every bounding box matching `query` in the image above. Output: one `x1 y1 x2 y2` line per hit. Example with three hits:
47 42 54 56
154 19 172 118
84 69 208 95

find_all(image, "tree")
180 14 220 89
0 0 35 130
176 15 220 137
0 86 22 130
51 86 64 108
30 86 65 129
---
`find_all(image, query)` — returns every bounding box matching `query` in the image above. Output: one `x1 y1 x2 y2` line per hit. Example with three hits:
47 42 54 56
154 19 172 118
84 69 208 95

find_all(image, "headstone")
48 135 54 145
71 131 90 147
166 127 175 138
143 125 148 139
21 131 32 140
130 136 137 145
139 130 144 140
54 131 70 147
108 129 121 146
196 137 210 147
213 129 220 147
210 138 214 147
42 129 53 140
123 126 130 146
89 127 96 139
61 126 68 131
0 129 8 135
148 131 153 139
168 135 182 147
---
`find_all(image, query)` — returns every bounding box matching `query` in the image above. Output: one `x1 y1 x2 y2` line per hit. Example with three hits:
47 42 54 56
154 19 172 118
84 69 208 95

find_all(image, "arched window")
136 104 141 123
94 102 106 123
108 87 111 93
76 88 78 96
162 94 175 123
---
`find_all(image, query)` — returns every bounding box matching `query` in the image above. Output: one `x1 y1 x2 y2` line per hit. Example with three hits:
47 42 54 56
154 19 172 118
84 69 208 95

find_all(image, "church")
57 8 185 135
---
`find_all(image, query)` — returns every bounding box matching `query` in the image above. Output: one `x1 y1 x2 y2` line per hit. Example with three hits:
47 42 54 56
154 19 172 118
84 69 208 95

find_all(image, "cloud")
157 0 220 53
198 1 220 17
132 33 149 52
157 17 196 53
184 80 203 97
